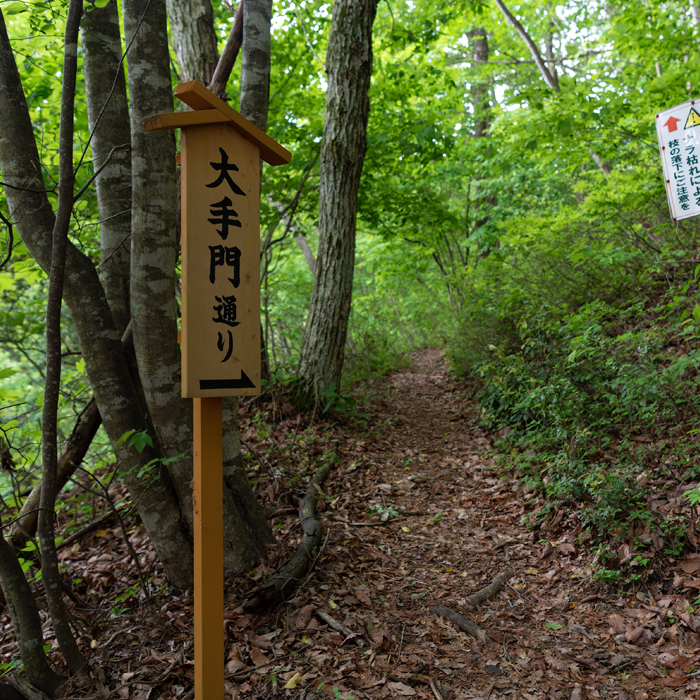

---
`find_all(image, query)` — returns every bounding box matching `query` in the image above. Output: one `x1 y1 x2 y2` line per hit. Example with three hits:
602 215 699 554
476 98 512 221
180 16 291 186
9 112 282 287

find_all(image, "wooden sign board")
144 80 291 397
181 124 260 397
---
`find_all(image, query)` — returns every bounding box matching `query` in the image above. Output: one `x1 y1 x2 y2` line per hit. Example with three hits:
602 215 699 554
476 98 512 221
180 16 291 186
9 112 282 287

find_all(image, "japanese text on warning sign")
656 98 700 221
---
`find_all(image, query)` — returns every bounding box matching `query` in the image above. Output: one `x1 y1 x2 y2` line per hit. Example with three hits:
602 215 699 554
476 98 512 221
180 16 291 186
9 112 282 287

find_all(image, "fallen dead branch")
429 605 490 643
429 568 515 643
429 678 447 700
315 610 367 646
464 568 514 607
242 457 334 611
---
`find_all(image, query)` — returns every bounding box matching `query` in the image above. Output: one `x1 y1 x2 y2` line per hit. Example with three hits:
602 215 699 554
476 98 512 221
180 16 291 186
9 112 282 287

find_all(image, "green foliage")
115 430 154 455
3 0 700 600
369 503 398 521
467 288 700 542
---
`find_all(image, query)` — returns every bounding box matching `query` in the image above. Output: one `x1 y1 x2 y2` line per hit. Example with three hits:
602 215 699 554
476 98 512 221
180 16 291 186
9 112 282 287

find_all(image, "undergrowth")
464 272 700 583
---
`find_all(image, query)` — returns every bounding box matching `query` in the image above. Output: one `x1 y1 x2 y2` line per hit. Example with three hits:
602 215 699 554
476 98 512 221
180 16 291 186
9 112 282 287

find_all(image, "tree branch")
208 0 244 98
493 0 559 91
37 0 88 675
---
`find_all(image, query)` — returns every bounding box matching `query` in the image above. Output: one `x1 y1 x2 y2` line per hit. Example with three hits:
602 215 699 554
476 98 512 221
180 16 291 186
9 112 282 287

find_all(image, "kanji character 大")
206 147 246 196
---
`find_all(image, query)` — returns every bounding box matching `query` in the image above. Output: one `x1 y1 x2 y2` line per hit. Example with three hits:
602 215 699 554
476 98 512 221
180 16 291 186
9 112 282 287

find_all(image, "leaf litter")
1 349 699 699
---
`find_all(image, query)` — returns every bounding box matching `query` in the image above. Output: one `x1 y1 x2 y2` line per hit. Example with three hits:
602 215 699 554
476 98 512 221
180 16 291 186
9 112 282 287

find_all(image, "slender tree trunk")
81 0 133 336
123 0 194 520
0 536 62 695
9 398 100 551
493 0 611 175
467 27 496 244
493 0 559 90
240 0 273 384
37 0 88 674
166 0 219 84
295 0 378 406
0 10 194 590
219 0 277 558
468 29 491 140
240 0 271 130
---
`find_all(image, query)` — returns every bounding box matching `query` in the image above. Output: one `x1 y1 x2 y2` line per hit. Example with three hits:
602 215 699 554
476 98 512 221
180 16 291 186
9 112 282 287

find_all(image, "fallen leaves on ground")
1 349 698 699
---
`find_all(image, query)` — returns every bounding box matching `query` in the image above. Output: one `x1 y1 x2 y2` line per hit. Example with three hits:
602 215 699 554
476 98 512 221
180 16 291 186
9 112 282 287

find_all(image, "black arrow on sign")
199 371 256 391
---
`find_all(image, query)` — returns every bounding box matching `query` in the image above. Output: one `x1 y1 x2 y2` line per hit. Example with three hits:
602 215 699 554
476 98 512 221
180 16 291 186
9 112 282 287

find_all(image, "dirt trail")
299 349 695 700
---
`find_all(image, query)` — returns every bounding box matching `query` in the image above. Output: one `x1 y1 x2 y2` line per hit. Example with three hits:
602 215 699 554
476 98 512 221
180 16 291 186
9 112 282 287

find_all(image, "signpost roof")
143 80 292 167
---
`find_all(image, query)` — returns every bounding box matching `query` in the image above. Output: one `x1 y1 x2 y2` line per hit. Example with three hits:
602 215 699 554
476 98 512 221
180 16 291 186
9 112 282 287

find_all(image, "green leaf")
4 1 28 15
686 488 700 506
115 429 135 451
544 622 563 630
0 367 17 380
557 119 572 135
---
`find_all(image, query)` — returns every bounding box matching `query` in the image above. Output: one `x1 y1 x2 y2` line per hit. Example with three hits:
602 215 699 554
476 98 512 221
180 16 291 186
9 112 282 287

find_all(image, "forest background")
2 0 700 693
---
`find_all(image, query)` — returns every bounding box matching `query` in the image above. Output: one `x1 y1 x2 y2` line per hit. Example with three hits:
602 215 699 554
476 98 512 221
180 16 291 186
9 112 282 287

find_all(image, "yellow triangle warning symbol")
685 107 700 129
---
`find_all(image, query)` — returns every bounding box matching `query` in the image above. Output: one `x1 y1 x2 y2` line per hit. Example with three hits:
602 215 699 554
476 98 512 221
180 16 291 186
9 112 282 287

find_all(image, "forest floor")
2 349 700 700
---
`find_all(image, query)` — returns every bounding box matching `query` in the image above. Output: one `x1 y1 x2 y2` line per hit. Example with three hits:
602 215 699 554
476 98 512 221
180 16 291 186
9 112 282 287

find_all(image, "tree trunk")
240 0 271 131
467 27 496 248
493 0 559 91
81 0 133 336
240 0 273 384
127 0 274 571
123 0 194 520
0 537 62 695
468 29 491 140
295 0 378 406
221 0 277 560
221 403 275 571
209 0 244 98
166 0 219 84
0 9 194 590
38 0 88 673
9 398 101 551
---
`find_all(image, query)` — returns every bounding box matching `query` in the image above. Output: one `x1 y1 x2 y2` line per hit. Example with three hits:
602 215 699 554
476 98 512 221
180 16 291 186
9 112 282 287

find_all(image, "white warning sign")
656 98 700 221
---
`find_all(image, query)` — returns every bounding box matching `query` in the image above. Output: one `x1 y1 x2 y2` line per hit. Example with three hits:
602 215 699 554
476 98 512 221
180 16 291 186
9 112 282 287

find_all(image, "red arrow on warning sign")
664 116 681 132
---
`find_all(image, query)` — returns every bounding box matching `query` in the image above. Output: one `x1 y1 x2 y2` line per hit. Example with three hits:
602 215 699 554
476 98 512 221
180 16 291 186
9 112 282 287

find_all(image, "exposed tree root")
464 568 514 607
429 568 515 643
242 458 334 611
429 605 491 643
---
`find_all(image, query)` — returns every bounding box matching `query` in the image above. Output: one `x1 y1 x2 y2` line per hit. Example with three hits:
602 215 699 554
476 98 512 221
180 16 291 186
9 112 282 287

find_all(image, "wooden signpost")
145 81 291 700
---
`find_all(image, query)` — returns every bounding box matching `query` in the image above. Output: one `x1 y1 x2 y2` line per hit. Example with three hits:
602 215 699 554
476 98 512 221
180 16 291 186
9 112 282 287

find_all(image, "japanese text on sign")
207 148 245 360
656 99 700 221
181 123 261 398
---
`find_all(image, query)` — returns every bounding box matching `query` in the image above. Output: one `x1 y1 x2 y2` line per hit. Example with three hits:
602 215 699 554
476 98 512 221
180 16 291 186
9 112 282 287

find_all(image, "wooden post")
193 396 224 700
143 81 290 700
